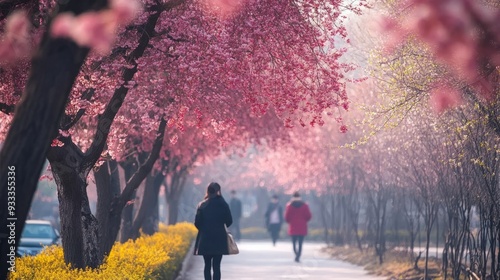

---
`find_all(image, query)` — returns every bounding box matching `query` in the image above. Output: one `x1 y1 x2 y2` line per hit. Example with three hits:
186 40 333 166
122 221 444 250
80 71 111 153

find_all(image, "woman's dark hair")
292 191 300 198
204 182 221 199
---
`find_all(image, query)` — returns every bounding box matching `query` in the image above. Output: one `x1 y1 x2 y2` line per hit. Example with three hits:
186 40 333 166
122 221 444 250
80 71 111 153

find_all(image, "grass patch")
324 246 444 279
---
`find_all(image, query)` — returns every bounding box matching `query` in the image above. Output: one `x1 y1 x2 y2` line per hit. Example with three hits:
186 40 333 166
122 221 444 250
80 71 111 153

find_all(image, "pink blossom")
339 124 348 133
203 0 244 18
50 0 140 54
71 11 118 53
383 0 500 100
51 13 75 38
110 0 142 25
51 139 65 147
39 174 54 181
429 83 463 113
126 200 135 206
0 11 31 63
5 11 30 41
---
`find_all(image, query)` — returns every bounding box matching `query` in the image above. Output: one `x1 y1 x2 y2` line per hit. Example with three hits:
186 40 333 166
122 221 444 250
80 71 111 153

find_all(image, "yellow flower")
10 223 197 280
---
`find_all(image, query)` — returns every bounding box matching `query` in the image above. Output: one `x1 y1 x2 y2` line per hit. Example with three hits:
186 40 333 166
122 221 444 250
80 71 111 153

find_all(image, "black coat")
264 202 283 228
229 198 242 221
194 195 233 255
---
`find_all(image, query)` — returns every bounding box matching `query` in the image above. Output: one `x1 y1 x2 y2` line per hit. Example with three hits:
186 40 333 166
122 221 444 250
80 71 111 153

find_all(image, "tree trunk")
50 158 85 268
81 185 100 267
130 172 164 239
142 203 159 235
118 159 140 242
48 143 103 268
168 199 180 225
424 204 438 280
119 163 137 243
317 195 330 245
165 170 188 225
95 160 121 258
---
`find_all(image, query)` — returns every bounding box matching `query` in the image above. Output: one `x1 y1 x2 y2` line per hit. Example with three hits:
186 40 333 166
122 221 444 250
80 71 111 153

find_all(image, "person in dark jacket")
264 194 283 246
229 190 242 241
194 182 233 280
285 191 312 262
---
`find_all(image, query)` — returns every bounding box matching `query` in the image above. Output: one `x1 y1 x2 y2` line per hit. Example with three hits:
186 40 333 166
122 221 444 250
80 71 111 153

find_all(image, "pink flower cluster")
384 0 500 110
51 0 141 54
429 83 462 113
202 0 245 18
0 12 31 63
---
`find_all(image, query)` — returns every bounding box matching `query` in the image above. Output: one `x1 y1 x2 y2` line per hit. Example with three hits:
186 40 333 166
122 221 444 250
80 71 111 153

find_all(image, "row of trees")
0 0 367 278
228 1 500 279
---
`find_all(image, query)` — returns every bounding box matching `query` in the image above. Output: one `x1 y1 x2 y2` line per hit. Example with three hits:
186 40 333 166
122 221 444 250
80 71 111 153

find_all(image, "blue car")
17 220 60 256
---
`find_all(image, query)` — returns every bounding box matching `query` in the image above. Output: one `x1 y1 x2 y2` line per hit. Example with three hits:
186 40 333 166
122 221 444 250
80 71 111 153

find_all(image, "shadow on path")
180 240 385 280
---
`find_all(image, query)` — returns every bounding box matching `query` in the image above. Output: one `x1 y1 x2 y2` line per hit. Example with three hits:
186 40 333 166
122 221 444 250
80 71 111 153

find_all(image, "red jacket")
285 200 312 236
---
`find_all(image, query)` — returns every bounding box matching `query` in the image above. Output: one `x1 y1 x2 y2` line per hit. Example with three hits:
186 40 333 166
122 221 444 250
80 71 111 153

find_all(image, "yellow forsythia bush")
9 222 197 280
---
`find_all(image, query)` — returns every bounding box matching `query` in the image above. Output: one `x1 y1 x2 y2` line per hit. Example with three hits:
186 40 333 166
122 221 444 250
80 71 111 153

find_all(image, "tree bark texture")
48 142 102 268
95 160 121 258
130 172 164 239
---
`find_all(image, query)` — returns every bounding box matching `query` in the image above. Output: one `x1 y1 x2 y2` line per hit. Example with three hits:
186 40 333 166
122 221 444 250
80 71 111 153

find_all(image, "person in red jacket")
285 191 312 262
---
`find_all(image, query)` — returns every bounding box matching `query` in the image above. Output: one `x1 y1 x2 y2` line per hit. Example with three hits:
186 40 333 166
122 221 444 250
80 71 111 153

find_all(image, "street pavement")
179 240 385 280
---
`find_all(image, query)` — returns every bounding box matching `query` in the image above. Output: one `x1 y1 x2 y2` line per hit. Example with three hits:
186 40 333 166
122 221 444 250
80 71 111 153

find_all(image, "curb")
174 240 195 280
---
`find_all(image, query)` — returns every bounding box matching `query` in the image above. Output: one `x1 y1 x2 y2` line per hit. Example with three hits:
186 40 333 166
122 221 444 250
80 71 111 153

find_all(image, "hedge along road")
180 240 386 280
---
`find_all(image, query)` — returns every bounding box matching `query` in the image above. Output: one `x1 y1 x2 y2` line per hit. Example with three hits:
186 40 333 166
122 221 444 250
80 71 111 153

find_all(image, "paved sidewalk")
180 240 385 280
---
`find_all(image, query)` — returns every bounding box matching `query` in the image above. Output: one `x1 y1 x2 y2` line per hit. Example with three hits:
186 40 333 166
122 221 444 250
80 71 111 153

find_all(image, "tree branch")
82 10 163 172
60 88 95 131
118 117 166 211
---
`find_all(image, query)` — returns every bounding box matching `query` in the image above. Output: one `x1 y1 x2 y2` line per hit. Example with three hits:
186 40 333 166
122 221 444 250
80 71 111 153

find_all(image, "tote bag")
225 226 239 255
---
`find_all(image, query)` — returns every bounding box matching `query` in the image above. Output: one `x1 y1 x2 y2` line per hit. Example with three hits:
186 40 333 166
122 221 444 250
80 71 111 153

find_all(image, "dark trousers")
230 219 241 241
291 235 305 261
203 255 223 280
268 223 281 245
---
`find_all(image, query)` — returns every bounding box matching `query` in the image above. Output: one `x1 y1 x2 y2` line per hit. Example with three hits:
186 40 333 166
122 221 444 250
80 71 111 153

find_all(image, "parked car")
17 220 60 256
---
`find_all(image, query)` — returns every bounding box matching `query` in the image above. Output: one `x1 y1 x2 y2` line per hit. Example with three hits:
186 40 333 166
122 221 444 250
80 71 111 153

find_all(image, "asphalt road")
179 240 385 280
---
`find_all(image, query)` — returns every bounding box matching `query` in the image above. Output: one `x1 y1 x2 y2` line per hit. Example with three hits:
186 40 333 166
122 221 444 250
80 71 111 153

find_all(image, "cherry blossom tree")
0 0 139 276
1 0 368 273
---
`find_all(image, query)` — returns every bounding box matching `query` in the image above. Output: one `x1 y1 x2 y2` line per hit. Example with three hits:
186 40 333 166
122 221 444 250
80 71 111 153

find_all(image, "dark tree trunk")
49 157 85 268
130 172 164 239
95 160 121 258
48 142 102 268
81 186 100 267
119 162 138 243
0 0 107 275
142 203 159 235
120 202 134 242
165 169 188 225
423 203 438 280
168 199 180 225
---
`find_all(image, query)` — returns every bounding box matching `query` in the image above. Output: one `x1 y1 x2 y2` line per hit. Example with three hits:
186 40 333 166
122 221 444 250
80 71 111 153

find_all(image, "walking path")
179 240 385 280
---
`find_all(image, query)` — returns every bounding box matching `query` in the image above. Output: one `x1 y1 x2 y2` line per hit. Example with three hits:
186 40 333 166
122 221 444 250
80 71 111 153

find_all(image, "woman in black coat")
194 182 233 280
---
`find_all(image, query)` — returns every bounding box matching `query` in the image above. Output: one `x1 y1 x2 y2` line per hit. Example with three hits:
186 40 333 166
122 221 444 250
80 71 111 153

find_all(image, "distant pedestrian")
285 191 312 262
265 194 283 246
229 189 242 241
194 182 233 280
